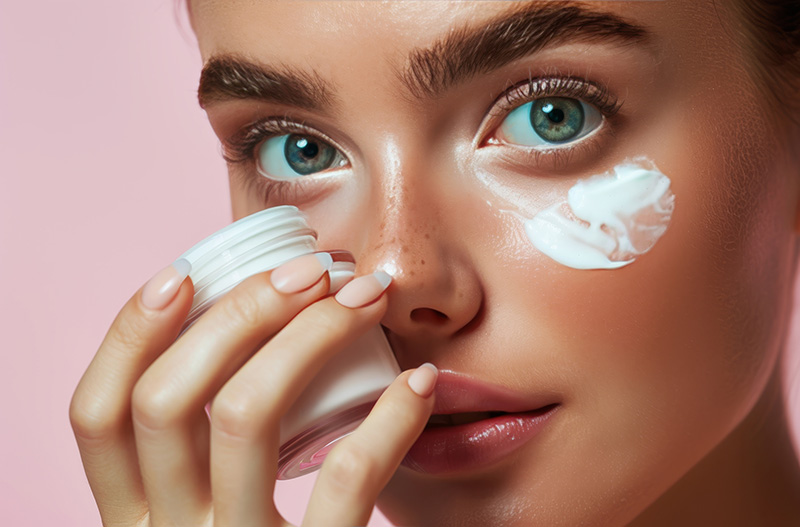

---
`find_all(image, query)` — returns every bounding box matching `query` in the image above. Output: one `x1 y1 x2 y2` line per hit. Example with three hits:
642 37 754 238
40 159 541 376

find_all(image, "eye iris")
531 97 584 143
284 134 336 175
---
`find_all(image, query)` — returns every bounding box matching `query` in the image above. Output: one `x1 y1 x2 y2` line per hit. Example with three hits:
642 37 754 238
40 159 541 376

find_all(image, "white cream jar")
177 206 400 479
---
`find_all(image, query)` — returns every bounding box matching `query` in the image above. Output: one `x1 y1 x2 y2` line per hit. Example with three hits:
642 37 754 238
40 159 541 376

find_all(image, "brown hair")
728 0 800 125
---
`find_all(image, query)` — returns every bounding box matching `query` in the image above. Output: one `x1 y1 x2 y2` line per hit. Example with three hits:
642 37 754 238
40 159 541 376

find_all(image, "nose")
347 147 484 345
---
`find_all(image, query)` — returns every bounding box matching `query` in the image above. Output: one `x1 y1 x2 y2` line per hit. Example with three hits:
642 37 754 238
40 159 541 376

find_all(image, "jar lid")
179 206 305 268
178 206 319 314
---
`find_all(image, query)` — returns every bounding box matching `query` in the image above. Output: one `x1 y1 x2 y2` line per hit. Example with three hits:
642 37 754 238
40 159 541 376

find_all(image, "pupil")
299 140 318 159
547 108 565 123
530 97 584 143
284 134 336 175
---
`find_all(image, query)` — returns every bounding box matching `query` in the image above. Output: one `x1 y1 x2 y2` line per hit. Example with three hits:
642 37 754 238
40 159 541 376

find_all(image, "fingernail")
271 252 333 293
141 258 192 310
408 363 438 397
334 271 392 308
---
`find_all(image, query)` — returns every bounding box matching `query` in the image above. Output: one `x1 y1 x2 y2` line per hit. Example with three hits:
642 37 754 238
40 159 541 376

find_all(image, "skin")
71 1 800 526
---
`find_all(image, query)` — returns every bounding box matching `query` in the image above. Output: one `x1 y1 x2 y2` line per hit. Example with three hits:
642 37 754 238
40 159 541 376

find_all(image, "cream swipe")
524 159 675 270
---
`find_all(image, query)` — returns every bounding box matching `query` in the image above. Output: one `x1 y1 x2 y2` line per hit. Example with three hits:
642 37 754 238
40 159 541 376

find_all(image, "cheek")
479 92 795 506
490 148 789 416
486 87 794 412
665 79 796 398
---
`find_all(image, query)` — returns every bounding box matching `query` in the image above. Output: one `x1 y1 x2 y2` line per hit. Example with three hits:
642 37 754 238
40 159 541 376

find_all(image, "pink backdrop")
1 1 798 525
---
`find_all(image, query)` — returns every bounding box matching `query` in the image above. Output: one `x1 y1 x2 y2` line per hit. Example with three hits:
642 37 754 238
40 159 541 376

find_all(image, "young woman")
70 1 800 525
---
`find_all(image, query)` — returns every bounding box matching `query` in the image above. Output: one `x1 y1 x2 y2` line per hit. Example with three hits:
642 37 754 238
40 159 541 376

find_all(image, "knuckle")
217 274 275 329
130 377 180 431
69 390 119 441
209 388 269 440
306 303 348 339
323 444 377 494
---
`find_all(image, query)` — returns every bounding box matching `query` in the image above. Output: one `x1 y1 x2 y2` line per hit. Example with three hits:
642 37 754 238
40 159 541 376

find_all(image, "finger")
208 272 391 527
130 253 332 525
68 259 193 526
303 364 438 527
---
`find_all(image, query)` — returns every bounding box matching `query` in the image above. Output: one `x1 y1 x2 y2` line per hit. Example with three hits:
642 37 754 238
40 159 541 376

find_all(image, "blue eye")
497 97 603 147
257 133 347 180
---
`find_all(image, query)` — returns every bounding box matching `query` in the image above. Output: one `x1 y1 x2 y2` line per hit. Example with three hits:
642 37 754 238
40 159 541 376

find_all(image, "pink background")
1 1 798 525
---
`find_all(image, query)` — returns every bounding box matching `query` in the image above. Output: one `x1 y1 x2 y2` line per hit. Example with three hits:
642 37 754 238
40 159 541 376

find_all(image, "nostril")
410 307 450 325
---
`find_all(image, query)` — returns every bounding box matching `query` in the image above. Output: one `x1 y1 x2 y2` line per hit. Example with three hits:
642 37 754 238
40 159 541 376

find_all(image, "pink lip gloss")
177 206 400 479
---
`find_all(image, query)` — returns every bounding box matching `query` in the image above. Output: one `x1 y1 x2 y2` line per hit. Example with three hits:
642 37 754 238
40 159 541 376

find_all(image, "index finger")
68 260 194 525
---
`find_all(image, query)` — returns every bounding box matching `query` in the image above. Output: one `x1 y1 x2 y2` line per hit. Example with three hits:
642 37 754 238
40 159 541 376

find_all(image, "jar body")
177 206 400 479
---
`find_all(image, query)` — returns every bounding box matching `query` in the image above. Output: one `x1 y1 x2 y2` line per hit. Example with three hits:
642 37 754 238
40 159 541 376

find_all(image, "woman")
69 1 800 525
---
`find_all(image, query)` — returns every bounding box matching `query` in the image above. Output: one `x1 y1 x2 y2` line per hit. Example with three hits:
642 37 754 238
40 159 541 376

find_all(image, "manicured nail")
270 252 333 293
408 363 438 397
334 271 392 308
141 258 192 310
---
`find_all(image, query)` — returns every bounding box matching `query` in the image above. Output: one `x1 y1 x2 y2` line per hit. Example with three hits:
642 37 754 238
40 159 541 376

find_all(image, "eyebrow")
198 58 336 110
400 1 652 99
197 1 652 109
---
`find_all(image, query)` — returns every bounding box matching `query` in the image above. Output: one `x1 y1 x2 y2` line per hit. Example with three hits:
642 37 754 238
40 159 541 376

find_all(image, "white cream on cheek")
523 158 675 270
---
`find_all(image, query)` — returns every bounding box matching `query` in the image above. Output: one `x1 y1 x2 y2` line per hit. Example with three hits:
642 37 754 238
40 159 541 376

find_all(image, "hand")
69 253 437 527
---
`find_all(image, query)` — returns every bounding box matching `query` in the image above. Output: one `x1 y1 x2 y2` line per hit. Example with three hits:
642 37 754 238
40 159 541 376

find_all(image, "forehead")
190 1 698 66
193 1 493 58
190 0 740 130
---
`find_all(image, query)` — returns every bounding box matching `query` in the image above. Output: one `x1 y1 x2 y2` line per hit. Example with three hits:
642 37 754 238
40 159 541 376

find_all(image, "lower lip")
401 404 560 475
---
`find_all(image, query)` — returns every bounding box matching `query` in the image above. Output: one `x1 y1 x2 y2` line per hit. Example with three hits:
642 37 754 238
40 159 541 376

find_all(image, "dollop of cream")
524 159 675 270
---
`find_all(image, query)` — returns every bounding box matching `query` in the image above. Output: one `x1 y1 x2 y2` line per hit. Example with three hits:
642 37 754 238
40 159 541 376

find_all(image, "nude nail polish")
176 206 401 480
334 271 393 308
271 252 333 293
408 363 439 397
141 258 191 310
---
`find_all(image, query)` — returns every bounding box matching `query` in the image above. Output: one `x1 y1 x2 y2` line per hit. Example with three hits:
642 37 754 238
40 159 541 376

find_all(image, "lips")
426 370 560 416
401 371 561 475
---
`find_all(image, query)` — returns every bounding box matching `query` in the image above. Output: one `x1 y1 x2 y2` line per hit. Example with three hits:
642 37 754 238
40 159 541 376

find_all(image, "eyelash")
223 117 322 165
493 74 621 120
223 117 336 202
222 75 624 202
480 75 622 170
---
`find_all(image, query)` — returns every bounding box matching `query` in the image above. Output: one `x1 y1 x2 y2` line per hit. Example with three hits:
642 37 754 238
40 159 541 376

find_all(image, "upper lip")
431 370 560 415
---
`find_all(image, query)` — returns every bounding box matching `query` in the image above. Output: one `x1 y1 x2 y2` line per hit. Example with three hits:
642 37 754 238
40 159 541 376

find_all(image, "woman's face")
192 1 799 525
